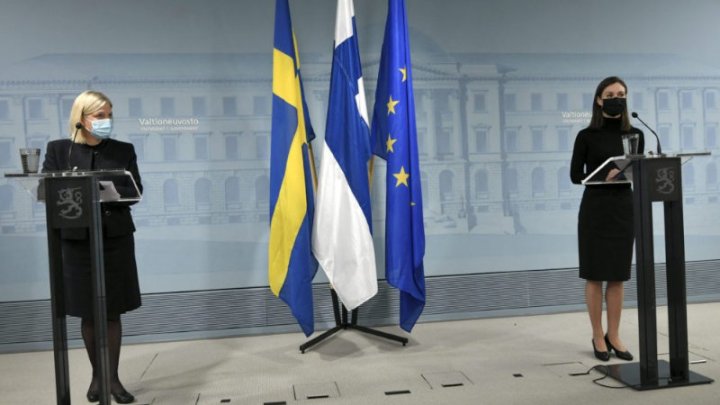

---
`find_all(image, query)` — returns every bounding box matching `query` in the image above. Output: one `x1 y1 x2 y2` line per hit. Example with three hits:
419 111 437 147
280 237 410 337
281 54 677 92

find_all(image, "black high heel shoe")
86 388 99 402
111 389 135 404
605 335 634 361
592 338 610 361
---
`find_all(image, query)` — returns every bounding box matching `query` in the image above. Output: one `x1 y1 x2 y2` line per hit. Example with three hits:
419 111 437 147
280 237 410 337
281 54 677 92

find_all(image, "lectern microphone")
67 122 83 170
631 112 663 155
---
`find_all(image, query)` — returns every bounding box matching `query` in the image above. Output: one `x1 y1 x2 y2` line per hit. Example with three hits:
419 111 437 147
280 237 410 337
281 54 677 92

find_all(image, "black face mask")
601 97 626 116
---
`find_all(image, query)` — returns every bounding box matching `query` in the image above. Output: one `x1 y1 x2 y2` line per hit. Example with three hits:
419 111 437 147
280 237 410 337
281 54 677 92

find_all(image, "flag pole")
300 154 408 354
300 0 408 354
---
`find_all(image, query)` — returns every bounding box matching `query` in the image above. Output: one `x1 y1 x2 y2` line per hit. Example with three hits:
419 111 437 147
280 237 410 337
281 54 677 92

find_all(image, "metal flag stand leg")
299 288 408 353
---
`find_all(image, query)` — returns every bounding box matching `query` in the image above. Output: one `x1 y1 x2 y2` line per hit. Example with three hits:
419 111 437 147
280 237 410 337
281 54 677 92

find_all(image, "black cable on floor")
569 365 630 389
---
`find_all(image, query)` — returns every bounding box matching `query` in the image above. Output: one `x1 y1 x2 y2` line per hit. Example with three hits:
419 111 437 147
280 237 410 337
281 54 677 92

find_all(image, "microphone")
631 112 662 155
67 122 83 170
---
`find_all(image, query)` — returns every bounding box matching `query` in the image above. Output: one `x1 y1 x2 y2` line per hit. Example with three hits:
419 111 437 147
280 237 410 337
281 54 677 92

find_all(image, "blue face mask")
90 118 113 139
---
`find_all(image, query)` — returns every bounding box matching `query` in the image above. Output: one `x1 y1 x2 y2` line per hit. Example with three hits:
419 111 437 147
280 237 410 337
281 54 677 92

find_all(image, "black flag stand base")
299 288 408 353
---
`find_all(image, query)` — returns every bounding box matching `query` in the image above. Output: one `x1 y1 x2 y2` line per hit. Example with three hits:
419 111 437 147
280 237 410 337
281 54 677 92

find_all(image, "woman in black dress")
43 90 141 403
570 77 644 362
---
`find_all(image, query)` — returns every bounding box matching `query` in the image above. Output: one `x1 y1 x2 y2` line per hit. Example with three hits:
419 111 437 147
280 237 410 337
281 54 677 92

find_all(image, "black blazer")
43 138 143 240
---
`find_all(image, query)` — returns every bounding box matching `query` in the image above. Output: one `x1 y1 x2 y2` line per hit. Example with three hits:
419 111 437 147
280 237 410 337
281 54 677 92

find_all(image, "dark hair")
588 76 632 131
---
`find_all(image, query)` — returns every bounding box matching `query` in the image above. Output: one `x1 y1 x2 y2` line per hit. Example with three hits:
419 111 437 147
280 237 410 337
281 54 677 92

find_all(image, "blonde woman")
43 90 142 403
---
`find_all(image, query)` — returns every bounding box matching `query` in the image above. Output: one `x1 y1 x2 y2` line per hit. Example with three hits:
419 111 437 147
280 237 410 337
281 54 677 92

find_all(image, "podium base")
605 360 713 390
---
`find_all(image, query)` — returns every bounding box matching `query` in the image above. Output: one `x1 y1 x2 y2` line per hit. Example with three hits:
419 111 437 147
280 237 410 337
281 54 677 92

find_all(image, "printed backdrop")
1 0 719 300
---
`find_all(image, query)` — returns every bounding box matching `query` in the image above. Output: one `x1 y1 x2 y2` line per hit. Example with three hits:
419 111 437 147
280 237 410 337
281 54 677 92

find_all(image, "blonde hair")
68 91 113 144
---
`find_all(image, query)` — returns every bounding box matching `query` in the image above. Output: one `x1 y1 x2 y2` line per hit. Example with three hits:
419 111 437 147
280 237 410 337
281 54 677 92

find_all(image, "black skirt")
61 235 141 319
578 186 634 281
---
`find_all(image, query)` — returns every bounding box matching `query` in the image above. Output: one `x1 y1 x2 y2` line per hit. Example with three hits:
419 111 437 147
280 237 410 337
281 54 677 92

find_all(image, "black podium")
5 170 141 404
597 155 714 390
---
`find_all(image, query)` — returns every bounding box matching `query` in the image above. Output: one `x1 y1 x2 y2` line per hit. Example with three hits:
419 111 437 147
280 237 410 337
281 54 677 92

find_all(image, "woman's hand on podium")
606 168 622 181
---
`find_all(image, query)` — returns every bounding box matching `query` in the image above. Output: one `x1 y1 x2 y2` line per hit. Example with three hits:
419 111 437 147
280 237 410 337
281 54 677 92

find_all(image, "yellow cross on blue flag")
370 0 426 332
312 0 378 310
269 0 318 337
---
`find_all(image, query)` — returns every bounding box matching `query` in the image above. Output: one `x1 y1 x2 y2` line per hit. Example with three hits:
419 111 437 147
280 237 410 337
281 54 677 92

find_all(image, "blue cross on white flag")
312 0 378 310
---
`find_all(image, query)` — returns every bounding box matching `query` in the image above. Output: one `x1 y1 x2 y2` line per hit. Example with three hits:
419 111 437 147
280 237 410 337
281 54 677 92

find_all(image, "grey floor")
1 302 718 405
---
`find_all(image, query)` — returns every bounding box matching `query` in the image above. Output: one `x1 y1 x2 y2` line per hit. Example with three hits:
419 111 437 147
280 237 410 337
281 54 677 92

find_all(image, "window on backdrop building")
683 163 695 191
163 178 180 210
59 97 74 123
474 93 487 113
682 125 695 149
556 93 568 111
706 163 718 191
658 91 671 111
439 170 454 202
160 97 175 117
437 128 452 157
632 92 644 111
532 167 545 197
531 93 542 112
582 93 593 110
162 134 179 161
504 93 517 112
706 125 717 149
658 125 671 150
26 98 44 120
474 169 488 199
0 184 13 212
475 127 488 153
557 166 572 194
505 128 519 152
417 128 427 155
223 97 238 116
194 178 212 211
225 176 241 210
506 167 518 194
255 132 269 160
531 128 544 152
128 98 142 118
0 99 10 120
705 90 718 110
253 96 270 116
192 97 207 117
557 127 571 151
680 91 694 110
0 139 12 167
224 133 240 160
255 175 269 209
194 133 209 160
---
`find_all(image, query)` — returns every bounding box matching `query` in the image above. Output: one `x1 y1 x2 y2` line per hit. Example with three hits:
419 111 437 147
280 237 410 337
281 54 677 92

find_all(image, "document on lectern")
98 181 121 202
581 155 633 185
96 170 143 203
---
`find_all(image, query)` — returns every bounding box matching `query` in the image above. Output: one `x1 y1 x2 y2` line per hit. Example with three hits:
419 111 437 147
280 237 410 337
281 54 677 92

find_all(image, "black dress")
43 138 143 318
570 118 644 281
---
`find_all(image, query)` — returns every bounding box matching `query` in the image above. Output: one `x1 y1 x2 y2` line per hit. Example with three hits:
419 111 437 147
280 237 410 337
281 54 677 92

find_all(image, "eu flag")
370 0 426 332
269 0 318 336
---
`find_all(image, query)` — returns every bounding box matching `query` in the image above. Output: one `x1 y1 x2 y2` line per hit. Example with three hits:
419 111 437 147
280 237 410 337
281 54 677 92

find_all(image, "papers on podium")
98 181 121 202
581 151 712 186
581 155 634 185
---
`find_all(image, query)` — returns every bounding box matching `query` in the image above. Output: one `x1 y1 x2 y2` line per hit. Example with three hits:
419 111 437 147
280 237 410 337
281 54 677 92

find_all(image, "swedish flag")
269 0 318 336
370 0 426 332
